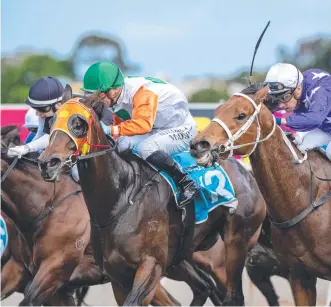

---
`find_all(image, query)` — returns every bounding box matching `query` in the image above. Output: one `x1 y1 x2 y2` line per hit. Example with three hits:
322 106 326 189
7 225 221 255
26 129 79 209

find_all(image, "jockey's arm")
26 134 49 152
110 86 158 137
286 88 331 132
26 117 49 152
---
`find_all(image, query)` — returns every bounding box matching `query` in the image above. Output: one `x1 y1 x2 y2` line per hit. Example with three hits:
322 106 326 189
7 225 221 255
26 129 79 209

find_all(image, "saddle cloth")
0 215 8 257
137 151 238 224
319 145 330 160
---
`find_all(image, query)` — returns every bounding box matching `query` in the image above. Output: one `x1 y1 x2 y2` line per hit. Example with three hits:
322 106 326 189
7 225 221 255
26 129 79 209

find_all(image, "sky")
2 0 331 81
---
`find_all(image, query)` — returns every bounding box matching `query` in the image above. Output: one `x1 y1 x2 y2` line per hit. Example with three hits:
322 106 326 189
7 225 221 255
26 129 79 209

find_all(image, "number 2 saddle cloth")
135 150 238 224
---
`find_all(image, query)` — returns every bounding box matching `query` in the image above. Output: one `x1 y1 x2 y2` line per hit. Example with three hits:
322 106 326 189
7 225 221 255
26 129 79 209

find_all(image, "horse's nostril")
47 158 61 168
196 140 211 152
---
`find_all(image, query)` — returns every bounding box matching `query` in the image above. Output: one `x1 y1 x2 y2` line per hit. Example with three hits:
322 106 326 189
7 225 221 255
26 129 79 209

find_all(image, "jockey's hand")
292 132 304 145
7 145 30 158
100 121 111 136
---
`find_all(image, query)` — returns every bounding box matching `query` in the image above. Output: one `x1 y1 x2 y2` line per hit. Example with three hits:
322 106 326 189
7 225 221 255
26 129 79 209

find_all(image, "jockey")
81 60 199 207
264 63 331 159
24 108 39 144
7 77 64 158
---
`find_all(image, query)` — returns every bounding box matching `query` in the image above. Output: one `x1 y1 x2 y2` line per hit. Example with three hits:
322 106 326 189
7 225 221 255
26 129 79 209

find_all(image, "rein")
1 154 82 228
1 157 19 182
1 154 39 183
269 160 331 229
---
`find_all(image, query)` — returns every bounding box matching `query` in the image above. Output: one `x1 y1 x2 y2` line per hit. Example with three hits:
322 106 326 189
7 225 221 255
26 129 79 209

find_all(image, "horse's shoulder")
118 150 157 178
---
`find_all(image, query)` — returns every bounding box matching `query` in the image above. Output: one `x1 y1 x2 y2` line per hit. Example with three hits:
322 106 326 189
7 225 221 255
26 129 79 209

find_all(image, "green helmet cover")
81 61 124 92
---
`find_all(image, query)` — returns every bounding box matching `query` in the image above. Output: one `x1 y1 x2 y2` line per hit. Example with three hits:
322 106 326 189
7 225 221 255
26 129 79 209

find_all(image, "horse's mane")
80 91 107 120
1 125 39 169
241 83 264 95
1 125 21 136
241 83 274 111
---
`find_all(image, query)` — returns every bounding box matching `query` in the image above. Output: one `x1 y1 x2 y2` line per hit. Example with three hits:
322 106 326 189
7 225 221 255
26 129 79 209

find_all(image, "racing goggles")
263 68 300 104
267 89 295 104
32 104 54 113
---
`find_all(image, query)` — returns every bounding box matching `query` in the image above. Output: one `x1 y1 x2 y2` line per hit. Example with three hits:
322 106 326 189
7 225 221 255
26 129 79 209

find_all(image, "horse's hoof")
223 295 245 306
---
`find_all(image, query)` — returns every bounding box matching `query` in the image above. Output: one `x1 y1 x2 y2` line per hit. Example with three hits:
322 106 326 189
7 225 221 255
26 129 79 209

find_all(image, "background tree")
1 32 140 104
277 36 331 71
1 54 74 104
71 33 140 80
189 88 229 103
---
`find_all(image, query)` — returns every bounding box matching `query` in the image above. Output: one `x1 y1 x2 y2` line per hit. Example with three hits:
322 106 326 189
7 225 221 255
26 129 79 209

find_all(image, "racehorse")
1 125 186 306
38 88 266 306
190 85 331 306
1 125 221 306
1 210 32 300
0 125 229 306
1 127 92 305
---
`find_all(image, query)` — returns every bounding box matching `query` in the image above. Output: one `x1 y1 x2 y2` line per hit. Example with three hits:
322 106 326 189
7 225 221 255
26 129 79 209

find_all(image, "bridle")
211 92 275 158
210 92 307 164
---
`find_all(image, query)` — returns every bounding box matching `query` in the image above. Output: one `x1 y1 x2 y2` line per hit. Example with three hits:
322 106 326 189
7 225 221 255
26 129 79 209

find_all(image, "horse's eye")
237 113 247 120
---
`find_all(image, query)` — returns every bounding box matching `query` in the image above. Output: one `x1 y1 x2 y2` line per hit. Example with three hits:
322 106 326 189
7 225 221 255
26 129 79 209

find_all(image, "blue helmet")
25 77 64 108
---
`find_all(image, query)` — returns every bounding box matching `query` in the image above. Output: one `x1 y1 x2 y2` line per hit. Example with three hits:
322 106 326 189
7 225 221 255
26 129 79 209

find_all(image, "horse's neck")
1 161 50 227
78 147 135 224
250 124 311 222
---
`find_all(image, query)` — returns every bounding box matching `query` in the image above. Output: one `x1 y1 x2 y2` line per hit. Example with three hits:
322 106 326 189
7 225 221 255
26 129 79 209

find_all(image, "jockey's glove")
7 145 30 158
292 133 304 145
100 121 111 136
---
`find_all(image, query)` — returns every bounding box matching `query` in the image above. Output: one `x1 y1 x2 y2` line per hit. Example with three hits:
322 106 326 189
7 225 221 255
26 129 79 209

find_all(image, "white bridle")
211 92 307 164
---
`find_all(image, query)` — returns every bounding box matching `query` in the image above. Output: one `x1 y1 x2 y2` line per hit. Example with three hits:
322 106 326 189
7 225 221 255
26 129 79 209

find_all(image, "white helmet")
24 108 39 129
264 63 303 94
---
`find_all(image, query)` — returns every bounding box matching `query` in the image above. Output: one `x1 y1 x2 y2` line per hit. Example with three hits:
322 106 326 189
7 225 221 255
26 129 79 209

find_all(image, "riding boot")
146 150 200 207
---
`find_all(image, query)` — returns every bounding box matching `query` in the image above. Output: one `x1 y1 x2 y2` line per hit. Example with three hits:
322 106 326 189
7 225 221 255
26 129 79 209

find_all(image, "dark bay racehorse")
1 126 184 306
190 85 331 306
0 125 233 306
0 125 219 306
38 90 266 306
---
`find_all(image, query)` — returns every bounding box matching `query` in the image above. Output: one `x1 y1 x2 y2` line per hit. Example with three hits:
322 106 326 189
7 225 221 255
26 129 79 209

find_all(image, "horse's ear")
253 85 269 105
62 84 73 103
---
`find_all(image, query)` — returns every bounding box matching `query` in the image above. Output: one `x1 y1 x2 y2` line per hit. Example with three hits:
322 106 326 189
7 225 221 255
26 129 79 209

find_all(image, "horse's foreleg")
168 260 222 306
19 255 78 306
112 283 127 306
123 256 162 306
46 288 76 306
1 257 30 300
289 269 317 306
75 286 90 306
192 237 227 300
222 219 247 306
150 281 181 306
246 270 279 306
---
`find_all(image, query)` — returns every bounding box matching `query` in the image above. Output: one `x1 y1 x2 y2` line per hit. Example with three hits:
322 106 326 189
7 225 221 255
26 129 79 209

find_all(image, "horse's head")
1 125 21 149
190 85 273 166
38 86 108 181
1 125 22 178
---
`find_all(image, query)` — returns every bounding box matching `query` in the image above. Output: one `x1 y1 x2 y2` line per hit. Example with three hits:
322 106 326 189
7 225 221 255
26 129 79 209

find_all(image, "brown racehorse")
38 89 266 306
190 85 331 306
1 129 91 305
1 210 32 300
